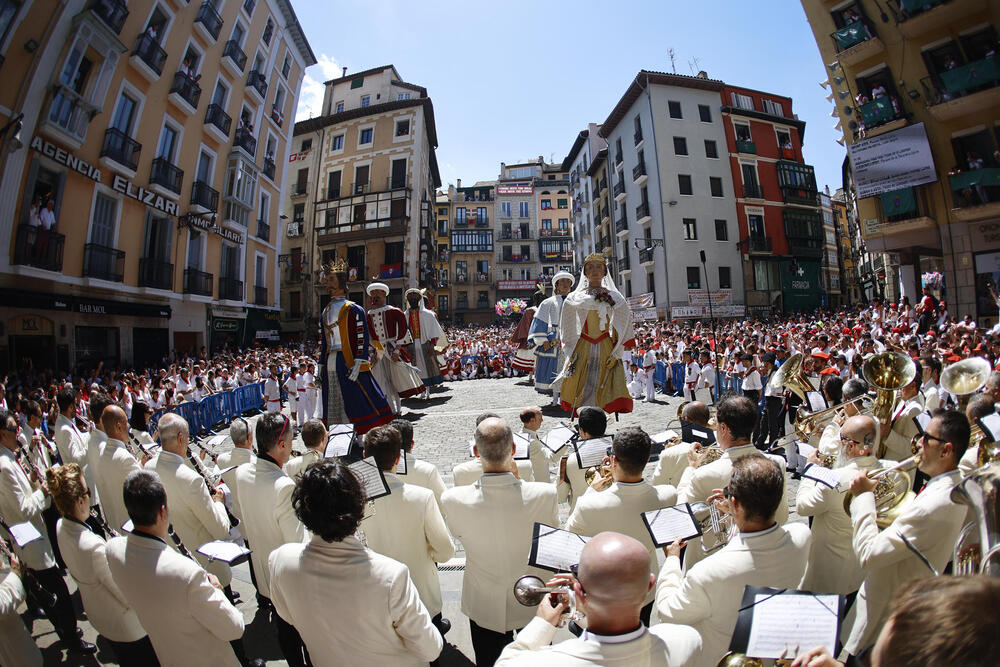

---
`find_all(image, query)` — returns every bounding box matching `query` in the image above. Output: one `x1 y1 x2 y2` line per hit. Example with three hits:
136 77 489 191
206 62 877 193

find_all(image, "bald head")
101 405 128 441
474 417 513 465
681 401 710 428
577 532 651 608
842 414 877 457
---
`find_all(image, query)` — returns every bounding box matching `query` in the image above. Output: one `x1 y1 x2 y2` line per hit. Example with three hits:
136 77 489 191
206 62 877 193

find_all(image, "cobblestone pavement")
31 376 801 665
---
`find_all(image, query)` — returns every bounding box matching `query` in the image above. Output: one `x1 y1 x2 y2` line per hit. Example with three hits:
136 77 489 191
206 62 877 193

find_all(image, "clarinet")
166 524 195 560
89 507 119 538
14 443 46 486
194 441 219 465
127 431 152 460
186 448 240 529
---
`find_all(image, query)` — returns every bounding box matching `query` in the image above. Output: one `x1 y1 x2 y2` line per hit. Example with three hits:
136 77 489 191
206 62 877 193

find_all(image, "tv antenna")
667 48 677 73
688 56 701 75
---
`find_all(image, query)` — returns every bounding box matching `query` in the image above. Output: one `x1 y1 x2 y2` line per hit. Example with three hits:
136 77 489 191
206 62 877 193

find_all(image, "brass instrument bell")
862 352 916 426
768 353 814 403
940 356 992 412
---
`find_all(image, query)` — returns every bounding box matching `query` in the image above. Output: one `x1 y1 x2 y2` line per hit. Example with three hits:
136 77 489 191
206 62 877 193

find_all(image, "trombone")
793 394 874 441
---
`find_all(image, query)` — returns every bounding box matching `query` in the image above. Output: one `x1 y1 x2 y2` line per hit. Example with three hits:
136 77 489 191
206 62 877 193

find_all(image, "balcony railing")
598 178 608 194
475 272 490 284
949 168 1000 209
632 162 647 181
190 180 219 211
635 203 650 220
254 285 267 305
89 0 128 34
234 126 256 158
924 58 1000 107
183 268 213 297
256 219 270 241
219 277 243 301
613 181 625 197
780 186 819 206
736 139 756 154
500 254 531 263
742 183 765 199
100 127 141 171
205 103 232 136
262 157 275 180
615 215 628 234
169 71 202 109
539 228 570 237
247 70 267 99
150 157 183 195
749 236 773 252
223 40 247 72
454 274 469 284
132 33 167 76
614 151 623 165
639 248 655 263
617 256 631 273
831 21 875 52
195 2 224 41
13 225 64 272
858 96 904 130
500 230 532 240
285 267 303 284
138 258 173 290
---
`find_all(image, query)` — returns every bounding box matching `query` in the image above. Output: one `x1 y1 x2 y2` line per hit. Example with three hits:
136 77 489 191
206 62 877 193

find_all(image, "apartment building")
598 71 744 318
278 132 321 342
832 188 858 305
588 148 615 277
0 0 315 371
433 190 450 317
289 65 440 313
535 162 574 281
563 124 607 268
494 160 539 303
446 180 494 323
820 191 843 306
801 0 999 324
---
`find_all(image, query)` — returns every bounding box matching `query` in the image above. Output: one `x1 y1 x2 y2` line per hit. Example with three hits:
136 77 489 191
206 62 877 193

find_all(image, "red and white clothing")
368 305 425 414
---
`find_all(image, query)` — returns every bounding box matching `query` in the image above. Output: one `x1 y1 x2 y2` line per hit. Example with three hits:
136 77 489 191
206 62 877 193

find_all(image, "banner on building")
633 308 659 321
687 289 733 307
496 184 533 195
847 122 938 199
497 280 537 291
627 292 655 309
672 305 746 319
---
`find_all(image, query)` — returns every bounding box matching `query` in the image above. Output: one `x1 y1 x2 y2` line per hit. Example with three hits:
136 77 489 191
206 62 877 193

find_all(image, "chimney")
456 178 462 189
697 70 708 79
342 67 348 77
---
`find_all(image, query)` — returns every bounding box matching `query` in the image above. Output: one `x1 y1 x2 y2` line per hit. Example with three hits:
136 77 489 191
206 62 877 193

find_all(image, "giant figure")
529 271 574 406
365 282 425 414
402 288 448 397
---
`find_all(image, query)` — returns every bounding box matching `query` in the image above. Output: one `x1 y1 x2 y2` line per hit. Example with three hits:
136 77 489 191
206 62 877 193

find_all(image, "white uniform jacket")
282 448 323 480
56 517 146 642
360 473 455 617
651 441 695 488
0 447 55 570
233 455 305 599
523 429 551 483
496 616 702 666
452 458 534 486
398 456 447 508
106 531 244 665
54 414 99 505
841 468 966 655
655 523 811 667
441 473 559 633
880 397 921 461
269 534 442 667
0 568 41 667
94 437 141 535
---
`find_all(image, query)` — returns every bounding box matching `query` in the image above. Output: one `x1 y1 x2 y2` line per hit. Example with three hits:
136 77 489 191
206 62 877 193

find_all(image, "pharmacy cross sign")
796 266 805 277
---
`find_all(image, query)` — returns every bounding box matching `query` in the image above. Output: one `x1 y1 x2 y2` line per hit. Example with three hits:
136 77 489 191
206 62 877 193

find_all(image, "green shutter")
880 188 917 216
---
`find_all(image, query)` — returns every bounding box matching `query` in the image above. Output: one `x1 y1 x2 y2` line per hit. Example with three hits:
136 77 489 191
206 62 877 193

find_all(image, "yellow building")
449 180 495 324
534 162 573 282
434 190 450 317
801 0 999 323
0 0 315 370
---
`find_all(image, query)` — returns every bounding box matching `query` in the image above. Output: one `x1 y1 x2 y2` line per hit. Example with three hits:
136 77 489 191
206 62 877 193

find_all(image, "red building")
719 85 824 314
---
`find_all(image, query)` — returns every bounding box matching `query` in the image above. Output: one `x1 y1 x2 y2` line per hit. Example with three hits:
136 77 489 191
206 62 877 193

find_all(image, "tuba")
940 356 992 413
950 462 1000 577
768 353 814 403
842 442 920 529
862 351 916 428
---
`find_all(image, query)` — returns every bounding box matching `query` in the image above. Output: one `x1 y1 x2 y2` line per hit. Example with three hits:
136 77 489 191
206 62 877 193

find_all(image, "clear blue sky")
293 0 846 192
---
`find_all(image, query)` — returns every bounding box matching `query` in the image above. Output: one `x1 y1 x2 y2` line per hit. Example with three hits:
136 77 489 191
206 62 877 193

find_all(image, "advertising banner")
847 122 938 199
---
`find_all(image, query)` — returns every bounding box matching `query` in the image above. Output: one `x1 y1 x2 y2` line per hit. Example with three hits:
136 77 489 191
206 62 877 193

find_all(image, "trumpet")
690 500 735 554
584 462 612 486
793 394 874 441
512 575 582 625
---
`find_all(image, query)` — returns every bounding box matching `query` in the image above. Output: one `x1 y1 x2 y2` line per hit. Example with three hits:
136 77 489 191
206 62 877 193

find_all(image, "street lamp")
700 249 719 404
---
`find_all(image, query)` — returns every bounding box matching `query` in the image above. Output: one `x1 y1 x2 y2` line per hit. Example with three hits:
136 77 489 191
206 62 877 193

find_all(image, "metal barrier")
671 363 685 397
146 381 267 440
198 393 227 434
653 361 668 392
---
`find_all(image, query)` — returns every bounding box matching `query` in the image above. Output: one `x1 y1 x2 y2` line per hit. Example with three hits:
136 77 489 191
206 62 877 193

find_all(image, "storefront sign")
182 213 244 245
213 319 241 332
496 184 533 195
111 174 179 216
497 280 537 291
848 123 938 199
1 289 169 318
30 136 102 182
7 315 54 335
633 308 659 321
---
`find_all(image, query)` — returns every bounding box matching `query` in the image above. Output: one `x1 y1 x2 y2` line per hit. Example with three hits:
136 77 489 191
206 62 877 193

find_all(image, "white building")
564 124 608 267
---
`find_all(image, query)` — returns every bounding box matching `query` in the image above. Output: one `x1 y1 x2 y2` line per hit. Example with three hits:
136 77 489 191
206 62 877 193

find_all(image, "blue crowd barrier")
146 381 267 441
220 391 238 421
174 402 202 437
198 393 226 434
653 361 668 391
671 363 685 396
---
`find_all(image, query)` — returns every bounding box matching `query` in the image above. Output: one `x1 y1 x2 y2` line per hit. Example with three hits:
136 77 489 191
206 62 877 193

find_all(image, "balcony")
830 21 883 67
204 103 231 142
500 254 531 263
256 219 270 241
131 33 167 82
13 225 65 272
634 129 643 146
539 228 570 238
617 256 631 273
262 157 275 181
500 230 532 240
601 205 610 223
613 180 626 202
454 274 468 284
635 203 651 223
150 157 183 196
99 127 141 175
736 139 756 154
949 168 1000 222
639 248 655 265
183 268 213 297
923 58 1000 122
598 178 608 197
632 161 648 185
234 127 256 159
219 277 244 301
247 70 267 101
780 186 819 207
254 285 267 306
614 151 623 166
474 272 491 284
615 215 629 236
896 0 988 39
138 258 173 291
348 182 369 196
89 0 128 35
222 40 247 75
742 183 766 200
190 180 219 213
748 236 772 253
857 96 906 136
194 2 224 42
316 216 408 245
292 182 309 198
863 186 936 237
168 71 201 115
45 85 97 145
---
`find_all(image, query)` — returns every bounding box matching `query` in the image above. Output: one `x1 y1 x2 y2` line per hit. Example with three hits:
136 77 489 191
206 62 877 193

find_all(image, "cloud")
295 53 342 121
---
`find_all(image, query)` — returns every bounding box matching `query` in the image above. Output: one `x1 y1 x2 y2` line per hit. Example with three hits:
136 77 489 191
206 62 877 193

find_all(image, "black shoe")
246 660 266 667
66 639 97 655
433 616 451 636
75 627 83 639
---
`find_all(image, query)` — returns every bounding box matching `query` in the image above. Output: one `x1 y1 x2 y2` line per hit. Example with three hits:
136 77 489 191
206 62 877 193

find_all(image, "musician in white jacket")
269 459 443 667
390 419 447 507
441 417 559 666
282 419 325 480
841 409 969 657
0 558 41 667
518 407 552 483
93 406 143 535
49 463 155 665
360 425 455 637
496 532 702 666
106 470 245 666
655 454 811 667
650 401 710 487
54 387 102 526
565 426 677 623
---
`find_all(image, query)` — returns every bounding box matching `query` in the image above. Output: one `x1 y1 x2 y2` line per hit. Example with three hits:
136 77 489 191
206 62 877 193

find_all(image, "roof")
429 149 441 188
561 130 590 171
293 97 439 148
720 105 807 142
599 70 725 139
391 80 427 97
275 0 317 66
323 64 397 86
586 148 607 177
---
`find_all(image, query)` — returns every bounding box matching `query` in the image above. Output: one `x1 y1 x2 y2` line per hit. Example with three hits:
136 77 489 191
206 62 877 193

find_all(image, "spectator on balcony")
144 23 159 41
180 57 201 83
964 151 988 204
871 82 887 99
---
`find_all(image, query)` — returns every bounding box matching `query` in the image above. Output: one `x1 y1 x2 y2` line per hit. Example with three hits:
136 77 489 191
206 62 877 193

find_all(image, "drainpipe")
643 73 672 316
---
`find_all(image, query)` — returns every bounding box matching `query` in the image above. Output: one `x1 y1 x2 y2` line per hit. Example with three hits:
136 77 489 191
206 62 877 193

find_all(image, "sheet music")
806 391 827 413
543 424 576 454
204 435 229 449
789 442 815 473
7 521 42 548
651 430 679 445
328 423 355 436
197 540 251 565
979 412 1000 442
641 504 702 547
348 457 390 500
802 463 841 490
325 432 354 458
512 432 531 460
529 523 590 573
745 593 840 659
395 451 407 475
573 437 612 469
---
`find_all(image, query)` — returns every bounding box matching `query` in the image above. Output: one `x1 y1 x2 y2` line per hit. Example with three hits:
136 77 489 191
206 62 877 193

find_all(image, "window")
557 198 568 209
673 137 688 156
687 266 701 289
668 101 682 119
541 199 552 210
330 133 344 151
397 92 411 100
731 92 754 110
300 138 312 151
395 119 410 137
519 201 529 218
360 95 370 107
754 261 779 291
292 203 304 222
710 177 723 198
450 230 493 252
350 77 364 89
683 218 697 240
262 18 273 45
507 166 537 179
715 219 728 241
762 99 784 117
359 128 373 144
156 123 179 161
354 165 369 190
500 201 511 218
110 93 138 135
281 54 291 78
647 272 656 295
335 101 344 113
735 123 752 142
326 170 341 199
698 104 712 122
718 266 732 289
704 140 718 159
89 192 118 249
678 174 693 196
